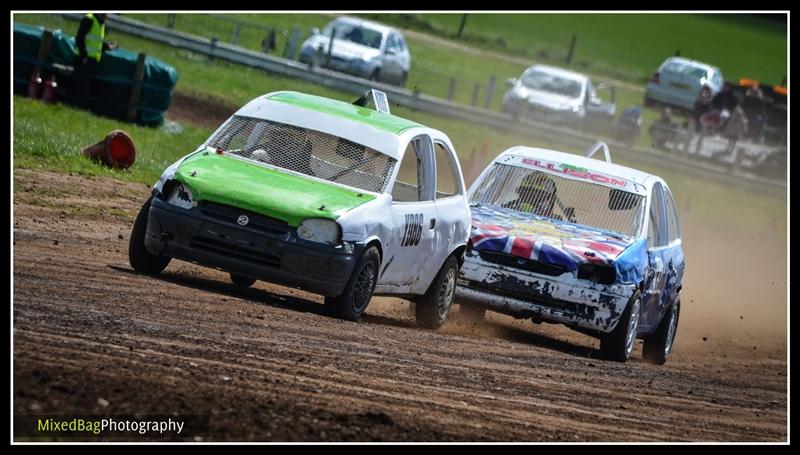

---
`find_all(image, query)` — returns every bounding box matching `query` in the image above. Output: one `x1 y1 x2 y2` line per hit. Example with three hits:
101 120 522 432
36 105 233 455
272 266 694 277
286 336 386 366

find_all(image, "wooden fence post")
484 75 496 109
126 53 146 123
565 35 576 66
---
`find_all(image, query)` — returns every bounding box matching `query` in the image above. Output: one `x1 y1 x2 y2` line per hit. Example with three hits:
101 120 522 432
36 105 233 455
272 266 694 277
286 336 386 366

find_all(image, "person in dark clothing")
70 13 116 108
741 86 766 141
710 82 740 112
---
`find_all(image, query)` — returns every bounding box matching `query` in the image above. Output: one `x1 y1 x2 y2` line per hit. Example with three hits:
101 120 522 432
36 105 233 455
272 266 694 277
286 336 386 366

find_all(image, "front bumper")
456 251 636 333
144 197 361 297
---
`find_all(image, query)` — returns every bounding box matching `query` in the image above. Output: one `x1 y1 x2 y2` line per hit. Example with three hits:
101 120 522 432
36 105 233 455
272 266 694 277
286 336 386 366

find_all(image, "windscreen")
323 21 384 49
521 69 583 98
208 116 396 194
471 163 645 238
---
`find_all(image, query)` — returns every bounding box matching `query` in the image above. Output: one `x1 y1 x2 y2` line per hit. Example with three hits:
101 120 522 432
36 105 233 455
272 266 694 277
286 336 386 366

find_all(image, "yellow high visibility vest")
84 13 106 62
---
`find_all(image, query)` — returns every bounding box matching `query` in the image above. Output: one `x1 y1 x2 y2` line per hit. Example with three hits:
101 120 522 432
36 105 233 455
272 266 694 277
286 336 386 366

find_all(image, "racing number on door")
401 213 423 247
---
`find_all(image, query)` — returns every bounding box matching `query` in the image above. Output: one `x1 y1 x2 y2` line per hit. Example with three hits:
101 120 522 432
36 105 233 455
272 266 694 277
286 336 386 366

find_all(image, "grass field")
363 13 788 85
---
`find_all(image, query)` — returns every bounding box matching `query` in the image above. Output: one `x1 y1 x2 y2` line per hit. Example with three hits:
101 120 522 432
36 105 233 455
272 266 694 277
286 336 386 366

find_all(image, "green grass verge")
13 96 211 185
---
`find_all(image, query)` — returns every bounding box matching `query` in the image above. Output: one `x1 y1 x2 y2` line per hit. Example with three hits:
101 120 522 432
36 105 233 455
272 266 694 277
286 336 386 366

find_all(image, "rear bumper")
456 251 637 333
144 197 361 297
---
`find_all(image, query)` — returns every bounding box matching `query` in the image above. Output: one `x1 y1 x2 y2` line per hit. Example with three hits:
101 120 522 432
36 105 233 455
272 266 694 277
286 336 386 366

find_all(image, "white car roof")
663 56 715 71
494 146 659 195
525 64 589 83
333 16 395 36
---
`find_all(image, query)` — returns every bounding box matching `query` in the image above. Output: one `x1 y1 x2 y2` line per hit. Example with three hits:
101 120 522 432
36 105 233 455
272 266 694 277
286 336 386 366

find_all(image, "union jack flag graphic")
470 205 633 271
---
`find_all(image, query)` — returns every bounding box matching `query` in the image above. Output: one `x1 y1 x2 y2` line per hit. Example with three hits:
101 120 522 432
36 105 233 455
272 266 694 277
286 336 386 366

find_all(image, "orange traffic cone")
82 130 136 169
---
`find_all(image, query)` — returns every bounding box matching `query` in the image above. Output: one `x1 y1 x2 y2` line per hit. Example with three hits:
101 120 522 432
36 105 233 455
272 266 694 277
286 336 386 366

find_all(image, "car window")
209 116 396 193
662 61 709 80
396 35 406 52
471 163 645 237
648 182 668 248
391 135 433 202
663 188 680 243
434 142 462 198
712 71 722 87
520 68 583 98
386 34 398 52
323 21 383 49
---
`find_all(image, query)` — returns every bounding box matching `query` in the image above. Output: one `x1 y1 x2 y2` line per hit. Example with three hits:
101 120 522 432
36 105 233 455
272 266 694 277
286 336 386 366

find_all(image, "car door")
660 186 685 313
381 33 401 82
380 134 438 289
640 182 674 333
431 134 468 271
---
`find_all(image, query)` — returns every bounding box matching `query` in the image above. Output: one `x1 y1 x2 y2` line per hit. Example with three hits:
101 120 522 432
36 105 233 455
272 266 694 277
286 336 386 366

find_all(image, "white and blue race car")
454 142 685 364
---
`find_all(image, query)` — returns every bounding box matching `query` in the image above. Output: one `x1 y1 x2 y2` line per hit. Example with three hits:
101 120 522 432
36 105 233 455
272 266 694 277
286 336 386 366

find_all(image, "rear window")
208 115 396 194
662 61 709 80
471 163 646 238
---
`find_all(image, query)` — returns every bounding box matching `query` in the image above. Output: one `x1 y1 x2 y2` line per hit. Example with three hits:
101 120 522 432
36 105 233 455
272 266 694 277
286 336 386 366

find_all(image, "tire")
230 273 256 287
324 246 380 321
415 256 459 329
397 71 408 88
644 95 656 108
599 291 642 362
129 196 171 275
643 297 681 365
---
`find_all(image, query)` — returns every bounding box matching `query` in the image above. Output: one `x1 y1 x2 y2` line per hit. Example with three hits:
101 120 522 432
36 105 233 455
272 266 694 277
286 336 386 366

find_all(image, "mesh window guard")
472 163 646 238
208 116 397 194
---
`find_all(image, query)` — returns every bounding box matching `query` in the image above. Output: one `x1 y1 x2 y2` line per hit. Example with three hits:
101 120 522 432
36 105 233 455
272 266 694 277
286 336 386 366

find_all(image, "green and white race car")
129 91 471 325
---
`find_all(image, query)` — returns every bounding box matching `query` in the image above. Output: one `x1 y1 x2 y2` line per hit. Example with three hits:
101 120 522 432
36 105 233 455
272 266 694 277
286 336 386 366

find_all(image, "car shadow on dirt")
109 264 330 317
487 320 600 359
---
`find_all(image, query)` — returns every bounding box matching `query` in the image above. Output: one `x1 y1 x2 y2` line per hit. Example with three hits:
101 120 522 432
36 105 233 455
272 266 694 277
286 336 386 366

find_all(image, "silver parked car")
501 64 616 129
644 57 724 110
299 16 410 87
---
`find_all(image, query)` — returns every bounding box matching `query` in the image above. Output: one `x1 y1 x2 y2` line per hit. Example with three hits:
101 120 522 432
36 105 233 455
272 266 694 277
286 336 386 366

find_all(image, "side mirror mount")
385 47 396 55
506 78 517 87
310 27 320 36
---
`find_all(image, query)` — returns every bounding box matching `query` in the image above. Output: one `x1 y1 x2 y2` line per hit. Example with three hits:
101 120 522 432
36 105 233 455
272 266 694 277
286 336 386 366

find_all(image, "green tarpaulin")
13 22 178 127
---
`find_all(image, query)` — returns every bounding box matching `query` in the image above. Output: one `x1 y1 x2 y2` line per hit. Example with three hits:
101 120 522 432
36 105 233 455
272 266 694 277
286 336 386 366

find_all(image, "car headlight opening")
297 218 342 245
166 182 198 209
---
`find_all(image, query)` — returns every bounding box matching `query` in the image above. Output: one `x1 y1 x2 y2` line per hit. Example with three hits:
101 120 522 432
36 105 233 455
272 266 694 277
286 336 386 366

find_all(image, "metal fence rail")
57 13 786 197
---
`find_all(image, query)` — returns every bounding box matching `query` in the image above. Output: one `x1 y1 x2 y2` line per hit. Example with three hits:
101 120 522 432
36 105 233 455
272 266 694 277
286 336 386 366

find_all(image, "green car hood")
173 152 376 226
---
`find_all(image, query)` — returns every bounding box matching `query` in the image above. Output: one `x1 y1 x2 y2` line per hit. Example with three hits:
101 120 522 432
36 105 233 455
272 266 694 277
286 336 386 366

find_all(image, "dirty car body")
456 145 685 361
132 91 470 320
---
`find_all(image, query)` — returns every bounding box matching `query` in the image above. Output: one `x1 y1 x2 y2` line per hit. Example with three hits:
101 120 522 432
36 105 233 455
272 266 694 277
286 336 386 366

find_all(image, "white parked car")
501 64 616 128
298 16 411 87
644 56 724 110
129 90 470 326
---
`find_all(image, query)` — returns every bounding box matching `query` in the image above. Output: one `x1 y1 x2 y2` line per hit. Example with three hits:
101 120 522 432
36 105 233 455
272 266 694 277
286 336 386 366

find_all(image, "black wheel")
644 95 656 108
129 196 171 275
599 291 642 362
397 71 408 88
643 297 681 365
415 256 459 329
324 247 380 321
230 273 256 287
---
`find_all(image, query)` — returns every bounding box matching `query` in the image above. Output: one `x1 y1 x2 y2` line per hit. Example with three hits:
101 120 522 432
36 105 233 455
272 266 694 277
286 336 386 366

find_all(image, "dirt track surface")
13 169 787 442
